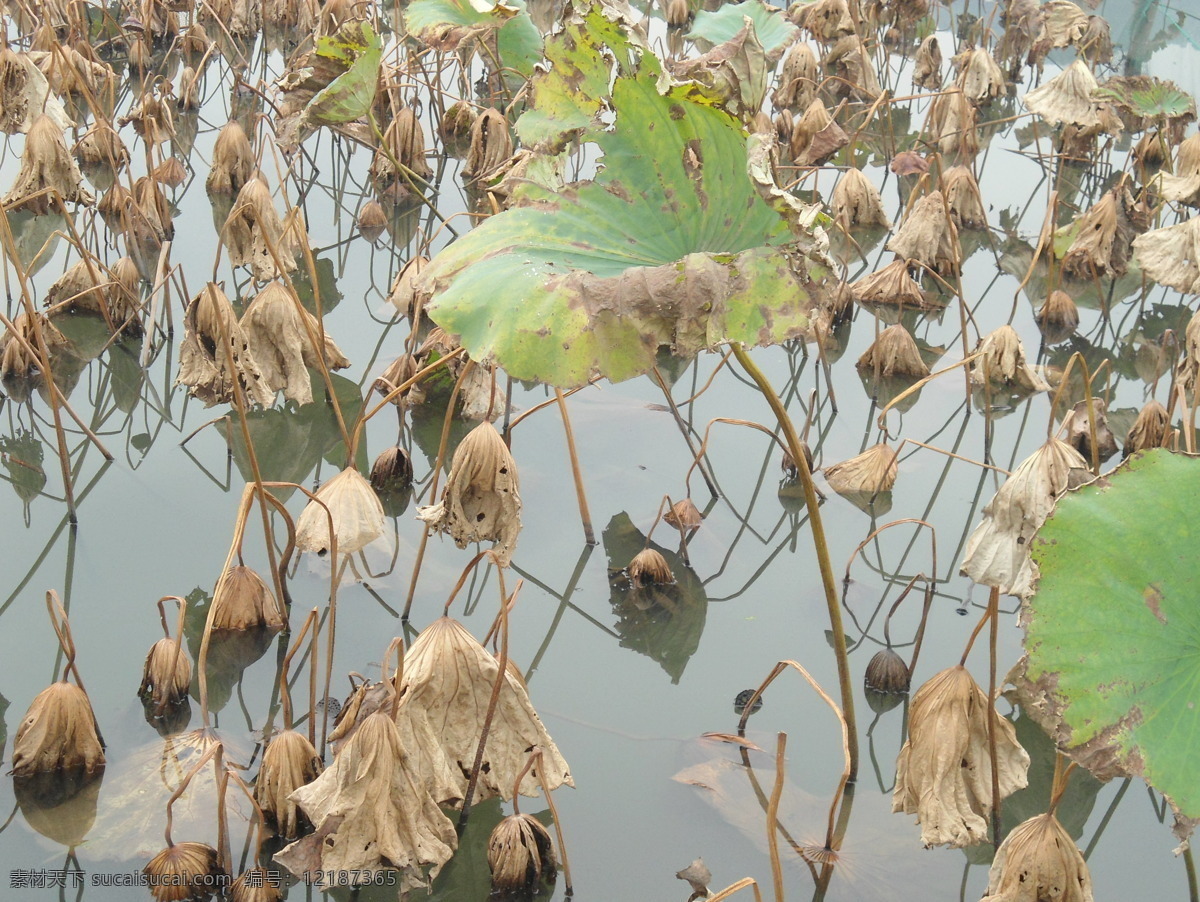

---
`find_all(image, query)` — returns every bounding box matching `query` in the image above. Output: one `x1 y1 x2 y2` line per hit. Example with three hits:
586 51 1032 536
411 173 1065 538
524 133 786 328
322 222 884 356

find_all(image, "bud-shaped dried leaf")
256 729 321 838
666 0 691 28
970 325 1049 392
912 35 942 90
438 101 477 156
45 257 142 326
296 467 387 556
73 120 128 175
790 99 846 166
1036 290 1079 343
222 177 308 280
980 812 1094 902
961 437 1089 595
824 443 898 495
488 813 557 893
772 43 818 112
676 857 712 899
822 34 880 101
357 199 388 241
143 842 224 902
832 167 889 229
940 165 987 230
664 498 703 530
1079 15 1112 66
856 323 929 378
213 565 285 631
3 114 95 213
925 87 978 156
139 638 192 709
463 109 514 183
0 312 66 384
154 157 187 188
1030 0 1089 64
277 711 457 891
953 47 1006 104
239 281 350 405
402 617 573 800
176 283 274 408
1132 214 1200 294
370 445 414 492
850 258 931 309
1024 60 1101 128
796 0 854 42
628 547 675 586
1062 398 1117 463
386 256 429 320
892 666 1030 848
1061 180 1142 280
865 648 910 693
887 191 961 275
12 682 106 775
206 121 256 196
370 107 434 193
1124 400 1173 456
417 421 522 566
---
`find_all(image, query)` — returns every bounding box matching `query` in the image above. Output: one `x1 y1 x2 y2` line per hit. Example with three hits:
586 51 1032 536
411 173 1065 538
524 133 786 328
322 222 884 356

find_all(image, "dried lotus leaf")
488 813 556 893
969 325 1049 393
3 114 94 213
887 191 961 275
1024 60 1102 128
295 467 386 556
1124 400 1173 456
1132 215 1200 294
221 177 307 280
255 729 321 838
856 324 929 378
832 167 889 229
12 682 105 776
175 283 274 408
823 443 898 495
980 812 1094 902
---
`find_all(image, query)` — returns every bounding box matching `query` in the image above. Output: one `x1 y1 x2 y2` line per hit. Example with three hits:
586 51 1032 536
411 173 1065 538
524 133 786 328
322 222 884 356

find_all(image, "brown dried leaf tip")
892 666 1029 848
12 682 106 776
864 648 910 694
2 113 95 213
628 548 675 587
296 467 387 556
970 325 1050 393
143 842 224 902
981 812 1094 902
139 638 192 710
664 498 703 530
212 565 285 631
823 442 898 496
1124 400 1173 456
417 421 522 566
255 729 322 839
488 813 557 895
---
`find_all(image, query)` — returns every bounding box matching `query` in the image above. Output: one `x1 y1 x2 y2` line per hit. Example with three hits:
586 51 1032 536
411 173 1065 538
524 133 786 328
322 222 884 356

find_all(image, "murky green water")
1 1 1198 900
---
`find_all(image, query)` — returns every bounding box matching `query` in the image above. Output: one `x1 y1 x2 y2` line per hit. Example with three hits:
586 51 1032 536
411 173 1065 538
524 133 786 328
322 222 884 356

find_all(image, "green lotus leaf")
405 0 542 78
687 0 799 64
302 21 382 127
420 9 829 388
1018 449 1200 835
1094 75 1197 126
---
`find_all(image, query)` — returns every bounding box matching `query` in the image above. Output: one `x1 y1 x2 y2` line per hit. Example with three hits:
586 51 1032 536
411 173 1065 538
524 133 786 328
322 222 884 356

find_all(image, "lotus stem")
532 746 573 894
554 387 596 545
156 596 189 717
767 732 786 902
707 878 764 902
652 366 719 499
280 608 319 732
383 636 405 721
987 585 1001 850
731 344 858 780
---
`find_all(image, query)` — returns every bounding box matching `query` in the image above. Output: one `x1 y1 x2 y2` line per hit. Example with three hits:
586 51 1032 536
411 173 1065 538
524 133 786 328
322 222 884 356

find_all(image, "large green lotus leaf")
421 71 826 387
405 0 542 78
302 21 382 127
1019 449 1200 832
687 0 799 64
1094 75 1196 127
515 1 660 150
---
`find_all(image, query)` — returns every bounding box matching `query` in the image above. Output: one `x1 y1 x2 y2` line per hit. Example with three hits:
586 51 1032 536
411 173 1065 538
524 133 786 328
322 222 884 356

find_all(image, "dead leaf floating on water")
1035 290 1079 343
488 813 557 894
401 616 573 801
139 638 192 710
970 325 1050 393
370 445 414 492
255 730 322 839
790 99 847 166
856 323 929 378
887 191 961 276
2 113 94 213
143 842 225 902
1023 60 1102 128
295 467 387 556
239 281 350 406
417 421 522 566
850 258 929 309
212 565 285 631
1124 400 1174 456
980 812 1094 902
176 283 274 408
12 682 106 776
1060 179 1144 280
823 443 898 495
892 665 1030 848
628 547 675 586
357 199 388 240
960 438 1089 596
832 167 889 229
206 121 256 196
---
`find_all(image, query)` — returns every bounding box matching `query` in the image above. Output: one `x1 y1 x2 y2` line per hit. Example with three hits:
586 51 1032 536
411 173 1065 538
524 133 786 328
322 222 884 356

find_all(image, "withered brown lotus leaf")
823 443 898 495
144 842 224 902
239 281 350 405
940 165 987 230
864 648 910 693
371 446 414 492
1061 181 1141 279
118 85 176 147
970 325 1049 393
222 177 308 280
1023 60 1102 128
796 0 854 42
264 0 319 30
176 283 274 408
255 729 322 838
676 858 712 900
925 87 978 157
402 617 573 800
1030 0 1089 64
177 66 201 111
850 259 929 308
12 682 106 775
98 182 131 223
212 565 285 631
278 711 456 890
463 108 514 183
1079 15 1112 66
73 121 128 175
628 547 675 586
45 257 141 326
3 114 94 213
856 324 929 378
1133 130 1168 168
821 34 880 101
417 421 522 566
980 812 1094 902
488 813 557 894
664 498 703 530
296 467 387 556
386 256 429 320
892 666 1030 848
1156 133 1200 205
1035 290 1079 343
890 150 930 176
154 157 188 189
1132 214 1200 293
832 167 889 229
960 438 1089 595
206 121 256 196
139 638 192 710
790 99 846 166
374 354 421 406
912 35 942 91
357 199 388 241
370 108 434 193
952 46 1005 104
0 48 71 135
772 43 818 112
886 190 961 275
0 312 67 383
439 102 477 156
1124 400 1173 456
1062 398 1117 463
200 0 261 36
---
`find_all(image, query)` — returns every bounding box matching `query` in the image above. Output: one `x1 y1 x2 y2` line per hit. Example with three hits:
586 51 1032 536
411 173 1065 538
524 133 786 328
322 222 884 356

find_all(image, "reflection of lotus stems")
279 609 319 735
555 387 596 545
731 344 859 780
162 738 222 850
875 351 983 437
843 518 938 588
405 357 474 620
461 570 517 823
684 417 794 501
652 365 720 499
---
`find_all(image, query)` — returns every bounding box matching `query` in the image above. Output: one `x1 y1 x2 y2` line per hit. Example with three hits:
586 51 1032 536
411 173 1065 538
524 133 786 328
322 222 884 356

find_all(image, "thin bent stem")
555 387 595 545
731 344 858 781
767 733 786 902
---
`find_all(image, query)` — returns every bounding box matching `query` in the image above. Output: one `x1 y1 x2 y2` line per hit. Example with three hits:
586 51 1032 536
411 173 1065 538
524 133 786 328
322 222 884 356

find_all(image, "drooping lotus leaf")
404 0 542 79
419 4 830 388
687 0 800 64
1018 449 1200 836
301 21 382 128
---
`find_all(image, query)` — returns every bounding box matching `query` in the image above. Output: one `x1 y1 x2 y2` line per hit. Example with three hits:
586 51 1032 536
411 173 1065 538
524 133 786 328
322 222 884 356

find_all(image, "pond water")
1 0 1198 900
